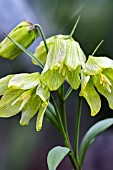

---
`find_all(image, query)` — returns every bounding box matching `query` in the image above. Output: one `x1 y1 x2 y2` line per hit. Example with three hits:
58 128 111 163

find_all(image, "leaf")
79 118 113 166
4 34 44 69
47 146 70 170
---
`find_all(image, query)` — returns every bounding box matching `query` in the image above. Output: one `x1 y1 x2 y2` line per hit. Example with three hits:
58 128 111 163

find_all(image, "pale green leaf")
79 118 113 166
8 72 40 90
47 146 70 170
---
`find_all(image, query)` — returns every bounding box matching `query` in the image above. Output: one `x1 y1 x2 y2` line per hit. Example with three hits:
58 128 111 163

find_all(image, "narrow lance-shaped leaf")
47 146 70 170
4 34 44 69
79 118 113 166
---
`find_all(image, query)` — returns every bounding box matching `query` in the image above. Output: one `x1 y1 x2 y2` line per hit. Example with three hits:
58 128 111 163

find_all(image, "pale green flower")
40 35 86 91
0 20 39 60
33 36 55 65
80 55 113 116
0 72 50 131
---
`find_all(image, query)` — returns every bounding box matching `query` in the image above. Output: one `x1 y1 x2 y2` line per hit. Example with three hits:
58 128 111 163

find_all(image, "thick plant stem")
57 84 67 131
51 94 80 170
74 97 82 165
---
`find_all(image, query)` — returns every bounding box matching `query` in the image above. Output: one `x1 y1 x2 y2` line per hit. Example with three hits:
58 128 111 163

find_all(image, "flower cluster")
0 73 50 131
0 20 113 131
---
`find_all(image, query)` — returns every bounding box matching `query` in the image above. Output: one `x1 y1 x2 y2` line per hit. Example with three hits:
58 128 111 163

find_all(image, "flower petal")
41 69 64 91
84 56 113 75
42 37 66 72
8 72 40 90
0 89 24 117
80 78 101 116
64 40 80 70
33 36 55 65
36 101 48 131
65 66 81 90
93 70 113 109
0 75 14 95
20 93 42 125
36 84 50 101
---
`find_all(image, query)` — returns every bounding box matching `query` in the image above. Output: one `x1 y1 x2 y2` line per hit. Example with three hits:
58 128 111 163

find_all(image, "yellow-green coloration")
0 73 50 131
33 36 55 65
40 35 86 91
80 56 113 116
0 20 39 60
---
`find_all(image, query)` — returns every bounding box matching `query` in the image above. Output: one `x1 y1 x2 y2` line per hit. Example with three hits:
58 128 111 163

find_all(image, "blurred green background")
0 0 113 169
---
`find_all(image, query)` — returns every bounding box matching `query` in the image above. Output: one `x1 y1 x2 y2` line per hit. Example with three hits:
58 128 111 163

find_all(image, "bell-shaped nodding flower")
80 55 113 116
0 73 50 131
40 35 86 91
33 36 55 65
0 20 39 60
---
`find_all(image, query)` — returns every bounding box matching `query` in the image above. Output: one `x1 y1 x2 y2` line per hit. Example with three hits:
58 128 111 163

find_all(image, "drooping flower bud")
0 20 39 60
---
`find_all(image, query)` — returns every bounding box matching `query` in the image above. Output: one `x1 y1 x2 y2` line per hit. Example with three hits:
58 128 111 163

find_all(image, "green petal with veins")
76 42 86 68
36 101 48 131
36 84 50 101
20 93 42 126
0 89 23 117
43 38 66 72
65 66 81 90
80 78 101 116
8 72 40 90
85 56 113 75
12 89 33 111
65 40 80 70
103 68 113 82
0 75 14 95
93 72 113 109
41 69 64 91
33 36 55 65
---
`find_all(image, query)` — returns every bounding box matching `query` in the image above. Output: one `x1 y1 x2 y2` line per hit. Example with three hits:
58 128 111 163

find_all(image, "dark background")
0 0 113 169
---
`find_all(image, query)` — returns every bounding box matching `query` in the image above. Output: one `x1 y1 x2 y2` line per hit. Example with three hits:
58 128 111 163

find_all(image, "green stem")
34 24 49 53
74 97 82 165
51 94 79 170
57 84 67 131
33 26 80 169
64 86 73 101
